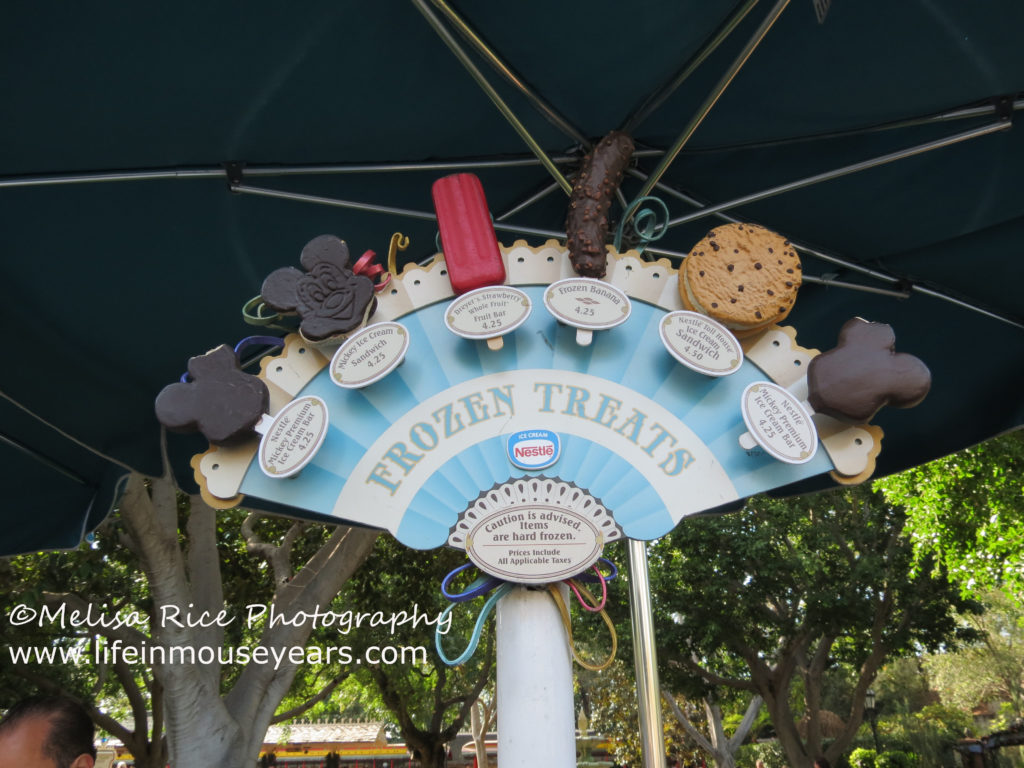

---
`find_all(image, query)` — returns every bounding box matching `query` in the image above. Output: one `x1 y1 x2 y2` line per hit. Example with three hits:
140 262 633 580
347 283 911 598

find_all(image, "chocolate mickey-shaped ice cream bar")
155 345 269 444
261 235 376 341
807 318 931 423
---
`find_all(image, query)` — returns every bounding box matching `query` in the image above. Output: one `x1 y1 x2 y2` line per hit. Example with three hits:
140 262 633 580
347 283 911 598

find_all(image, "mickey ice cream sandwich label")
331 322 410 389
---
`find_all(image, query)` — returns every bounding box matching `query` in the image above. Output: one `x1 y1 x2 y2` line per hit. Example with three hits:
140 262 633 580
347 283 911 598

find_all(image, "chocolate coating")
566 131 634 278
261 235 375 341
807 318 931 423
155 345 269 445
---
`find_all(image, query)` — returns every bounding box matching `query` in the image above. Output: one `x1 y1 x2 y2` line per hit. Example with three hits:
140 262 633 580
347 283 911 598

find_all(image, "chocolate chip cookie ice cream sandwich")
679 223 801 337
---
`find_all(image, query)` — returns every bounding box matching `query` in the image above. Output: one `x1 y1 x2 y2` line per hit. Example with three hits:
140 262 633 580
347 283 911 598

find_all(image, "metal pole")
634 0 791 201
426 0 590 148
496 585 576 768
628 538 666 768
409 0 573 195
665 120 1010 228
620 0 761 135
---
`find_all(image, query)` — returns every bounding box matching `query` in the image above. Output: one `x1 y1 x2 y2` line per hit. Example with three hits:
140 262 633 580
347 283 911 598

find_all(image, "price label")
740 382 818 464
256 396 329 478
445 286 532 340
543 278 631 331
330 322 410 389
660 311 743 376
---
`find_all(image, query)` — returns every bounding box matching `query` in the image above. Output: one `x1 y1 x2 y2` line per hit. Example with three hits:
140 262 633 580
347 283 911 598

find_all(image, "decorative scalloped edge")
191 449 245 510
195 241 880 502
448 476 624 550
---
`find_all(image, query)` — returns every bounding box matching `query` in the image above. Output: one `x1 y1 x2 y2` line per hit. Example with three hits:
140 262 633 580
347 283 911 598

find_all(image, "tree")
876 430 1024 600
661 687 764 768
1 468 377 768
469 690 497 768
647 485 976 768
924 589 1024 726
344 536 495 768
586 658 707 768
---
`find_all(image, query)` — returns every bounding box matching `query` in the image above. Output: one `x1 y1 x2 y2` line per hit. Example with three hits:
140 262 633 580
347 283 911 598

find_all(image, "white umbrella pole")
496 584 576 768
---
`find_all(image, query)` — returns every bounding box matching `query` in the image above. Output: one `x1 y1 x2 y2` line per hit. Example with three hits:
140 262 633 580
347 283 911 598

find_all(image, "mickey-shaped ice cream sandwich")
155 345 269 445
261 235 376 342
807 318 931 423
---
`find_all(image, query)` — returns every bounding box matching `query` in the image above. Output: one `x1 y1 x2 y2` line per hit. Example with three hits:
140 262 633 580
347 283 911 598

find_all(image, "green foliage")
874 750 915 768
341 535 495 767
849 747 876 768
876 430 1024 600
642 483 973 767
739 739 788 768
922 589 1024 722
585 659 703 767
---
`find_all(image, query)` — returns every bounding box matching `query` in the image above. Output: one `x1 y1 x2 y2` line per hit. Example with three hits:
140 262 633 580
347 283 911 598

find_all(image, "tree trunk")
118 469 378 768
662 689 762 768
471 698 492 768
416 740 449 768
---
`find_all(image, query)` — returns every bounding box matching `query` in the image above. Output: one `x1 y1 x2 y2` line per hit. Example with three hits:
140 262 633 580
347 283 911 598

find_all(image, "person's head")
813 757 831 768
0 695 96 768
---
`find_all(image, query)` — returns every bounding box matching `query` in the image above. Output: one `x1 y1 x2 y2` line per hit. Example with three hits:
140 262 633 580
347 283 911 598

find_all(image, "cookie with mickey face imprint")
261 235 376 342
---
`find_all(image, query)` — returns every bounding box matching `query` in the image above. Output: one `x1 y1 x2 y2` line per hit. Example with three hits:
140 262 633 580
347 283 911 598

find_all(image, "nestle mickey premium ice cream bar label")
256 395 329 478
445 286 532 340
740 381 818 464
660 311 743 377
330 322 410 389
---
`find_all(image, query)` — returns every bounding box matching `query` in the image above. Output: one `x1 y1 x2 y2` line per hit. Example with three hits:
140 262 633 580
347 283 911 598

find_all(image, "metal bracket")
223 162 245 191
994 94 1015 122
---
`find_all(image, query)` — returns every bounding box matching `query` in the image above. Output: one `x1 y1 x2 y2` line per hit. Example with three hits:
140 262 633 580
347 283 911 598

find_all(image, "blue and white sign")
507 429 561 471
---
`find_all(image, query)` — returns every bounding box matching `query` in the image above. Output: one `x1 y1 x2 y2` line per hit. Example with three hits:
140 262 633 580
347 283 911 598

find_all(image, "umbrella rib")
675 94 1024 155
410 0 572 195
424 0 590 149
626 167 901 284
663 119 1011 228
633 0 791 203
0 430 93 486
0 391 135 473
233 184 440 222
627 170 1024 331
619 0 761 135
0 151 670 189
233 182 566 242
495 180 563 221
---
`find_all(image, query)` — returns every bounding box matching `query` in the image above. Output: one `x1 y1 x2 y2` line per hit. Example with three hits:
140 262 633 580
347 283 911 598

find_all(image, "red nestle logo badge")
514 444 555 458
507 430 561 470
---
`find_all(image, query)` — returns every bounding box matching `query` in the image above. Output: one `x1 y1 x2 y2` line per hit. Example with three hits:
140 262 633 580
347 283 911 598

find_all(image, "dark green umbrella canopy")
2 1 1022 555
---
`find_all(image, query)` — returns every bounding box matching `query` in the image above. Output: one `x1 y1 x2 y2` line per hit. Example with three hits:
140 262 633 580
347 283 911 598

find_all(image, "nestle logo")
507 429 560 470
